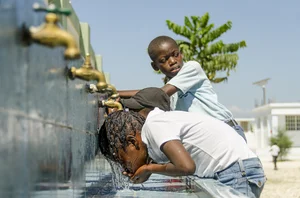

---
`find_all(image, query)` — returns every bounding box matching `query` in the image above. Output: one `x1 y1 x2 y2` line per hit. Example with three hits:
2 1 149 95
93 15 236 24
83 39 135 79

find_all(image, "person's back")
142 108 255 177
166 60 233 121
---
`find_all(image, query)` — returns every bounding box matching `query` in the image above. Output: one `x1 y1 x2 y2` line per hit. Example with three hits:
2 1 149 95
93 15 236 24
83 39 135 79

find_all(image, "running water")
108 160 131 190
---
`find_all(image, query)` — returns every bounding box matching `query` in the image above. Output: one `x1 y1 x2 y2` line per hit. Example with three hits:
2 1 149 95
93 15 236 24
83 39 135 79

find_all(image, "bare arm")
151 140 196 176
118 83 178 98
118 90 139 98
161 84 178 97
131 140 196 183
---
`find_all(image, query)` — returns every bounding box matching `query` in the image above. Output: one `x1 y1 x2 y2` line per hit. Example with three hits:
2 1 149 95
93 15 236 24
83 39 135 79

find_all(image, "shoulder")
185 60 201 67
182 61 203 73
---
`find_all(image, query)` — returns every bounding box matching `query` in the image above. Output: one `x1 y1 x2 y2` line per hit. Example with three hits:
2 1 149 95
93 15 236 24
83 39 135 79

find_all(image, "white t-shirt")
270 145 280 156
141 108 256 178
167 61 233 121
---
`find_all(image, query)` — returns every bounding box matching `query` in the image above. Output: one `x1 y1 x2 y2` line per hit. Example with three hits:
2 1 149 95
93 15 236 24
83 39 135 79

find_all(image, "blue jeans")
232 125 247 143
214 158 266 198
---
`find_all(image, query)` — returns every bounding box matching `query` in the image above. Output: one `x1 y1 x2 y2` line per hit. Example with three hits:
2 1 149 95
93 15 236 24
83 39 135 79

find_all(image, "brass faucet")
100 99 123 111
22 4 80 60
106 84 119 99
69 54 120 98
69 54 108 91
86 82 119 99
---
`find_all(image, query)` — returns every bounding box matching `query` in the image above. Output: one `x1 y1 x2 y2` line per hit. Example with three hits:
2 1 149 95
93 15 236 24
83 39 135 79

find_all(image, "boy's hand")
130 165 152 184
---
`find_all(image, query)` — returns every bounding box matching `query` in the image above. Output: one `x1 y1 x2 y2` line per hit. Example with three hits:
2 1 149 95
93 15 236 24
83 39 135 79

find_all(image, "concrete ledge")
190 177 248 198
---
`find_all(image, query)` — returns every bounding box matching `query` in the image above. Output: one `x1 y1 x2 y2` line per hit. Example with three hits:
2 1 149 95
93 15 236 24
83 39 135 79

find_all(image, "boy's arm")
131 140 196 183
118 86 177 98
118 90 139 98
161 84 178 96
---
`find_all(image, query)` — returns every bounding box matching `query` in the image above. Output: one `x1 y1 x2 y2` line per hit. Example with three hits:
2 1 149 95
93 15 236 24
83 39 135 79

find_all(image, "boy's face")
117 133 148 174
151 42 184 78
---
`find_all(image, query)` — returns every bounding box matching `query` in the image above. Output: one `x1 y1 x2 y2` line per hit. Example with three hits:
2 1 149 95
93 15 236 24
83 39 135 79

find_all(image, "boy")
118 36 247 141
99 88 266 198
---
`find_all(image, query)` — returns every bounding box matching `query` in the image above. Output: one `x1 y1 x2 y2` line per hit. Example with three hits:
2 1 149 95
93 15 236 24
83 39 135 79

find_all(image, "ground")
260 159 300 198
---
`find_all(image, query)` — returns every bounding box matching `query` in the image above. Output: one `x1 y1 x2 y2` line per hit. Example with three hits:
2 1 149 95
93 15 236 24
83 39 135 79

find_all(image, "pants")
272 155 278 169
214 158 266 198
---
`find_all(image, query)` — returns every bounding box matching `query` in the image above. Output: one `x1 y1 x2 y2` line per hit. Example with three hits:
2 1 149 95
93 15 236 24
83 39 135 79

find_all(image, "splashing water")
108 160 130 190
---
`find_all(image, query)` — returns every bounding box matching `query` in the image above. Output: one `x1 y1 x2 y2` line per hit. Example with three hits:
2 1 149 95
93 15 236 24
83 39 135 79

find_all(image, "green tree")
270 129 293 160
165 13 246 83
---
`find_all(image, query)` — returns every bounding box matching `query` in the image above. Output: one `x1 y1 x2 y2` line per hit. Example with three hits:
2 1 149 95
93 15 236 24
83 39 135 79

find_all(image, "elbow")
186 164 196 175
181 162 196 175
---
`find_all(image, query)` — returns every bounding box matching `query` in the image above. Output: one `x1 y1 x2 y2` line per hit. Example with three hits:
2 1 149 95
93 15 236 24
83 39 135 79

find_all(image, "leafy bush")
270 129 293 160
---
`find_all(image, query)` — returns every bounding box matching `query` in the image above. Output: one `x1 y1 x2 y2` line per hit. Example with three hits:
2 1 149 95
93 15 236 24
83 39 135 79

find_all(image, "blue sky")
71 0 300 117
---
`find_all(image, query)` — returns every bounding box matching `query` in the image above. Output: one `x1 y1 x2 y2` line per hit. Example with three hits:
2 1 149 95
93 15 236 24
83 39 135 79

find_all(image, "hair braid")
98 110 145 163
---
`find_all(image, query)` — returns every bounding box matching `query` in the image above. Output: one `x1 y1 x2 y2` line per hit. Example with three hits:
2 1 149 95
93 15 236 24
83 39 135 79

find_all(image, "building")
237 103 300 160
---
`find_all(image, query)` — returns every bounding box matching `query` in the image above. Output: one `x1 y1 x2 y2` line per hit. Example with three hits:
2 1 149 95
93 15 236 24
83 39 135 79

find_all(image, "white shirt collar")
146 107 165 120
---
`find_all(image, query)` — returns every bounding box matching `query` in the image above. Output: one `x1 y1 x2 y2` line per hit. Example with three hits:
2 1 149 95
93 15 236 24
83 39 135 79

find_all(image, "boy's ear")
126 135 140 150
151 62 159 71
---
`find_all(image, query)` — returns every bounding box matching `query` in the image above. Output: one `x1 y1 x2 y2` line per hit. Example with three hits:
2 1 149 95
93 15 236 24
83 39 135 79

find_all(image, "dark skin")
121 108 196 184
118 41 183 98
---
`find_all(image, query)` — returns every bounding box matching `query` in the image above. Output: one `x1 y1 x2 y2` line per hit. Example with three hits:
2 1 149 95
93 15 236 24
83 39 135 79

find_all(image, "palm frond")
212 54 239 65
199 23 214 37
191 16 200 29
221 41 247 53
184 16 194 31
201 21 232 44
198 13 210 28
201 40 224 56
210 77 228 83
202 54 239 71
166 20 192 39
176 40 191 47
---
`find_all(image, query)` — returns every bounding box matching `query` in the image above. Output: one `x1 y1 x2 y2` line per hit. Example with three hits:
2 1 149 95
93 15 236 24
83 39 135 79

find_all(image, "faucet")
69 54 120 98
106 84 119 99
22 4 80 60
99 99 123 111
69 54 108 91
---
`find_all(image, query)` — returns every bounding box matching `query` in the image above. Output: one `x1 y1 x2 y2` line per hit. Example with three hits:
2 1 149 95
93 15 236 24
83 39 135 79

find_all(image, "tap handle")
33 3 72 16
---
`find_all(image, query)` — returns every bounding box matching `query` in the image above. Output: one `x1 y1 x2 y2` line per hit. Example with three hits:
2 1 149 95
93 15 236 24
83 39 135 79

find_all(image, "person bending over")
99 88 266 198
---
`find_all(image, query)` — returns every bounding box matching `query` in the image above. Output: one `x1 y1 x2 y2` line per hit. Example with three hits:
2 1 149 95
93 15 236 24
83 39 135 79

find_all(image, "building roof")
253 103 300 112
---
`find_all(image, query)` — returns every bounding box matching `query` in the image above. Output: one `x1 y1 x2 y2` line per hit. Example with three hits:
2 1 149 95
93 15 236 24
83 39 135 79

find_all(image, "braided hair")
98 110 145 163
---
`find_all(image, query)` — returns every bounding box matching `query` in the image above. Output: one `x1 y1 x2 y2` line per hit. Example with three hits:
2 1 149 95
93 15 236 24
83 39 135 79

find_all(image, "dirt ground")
260 159 300 198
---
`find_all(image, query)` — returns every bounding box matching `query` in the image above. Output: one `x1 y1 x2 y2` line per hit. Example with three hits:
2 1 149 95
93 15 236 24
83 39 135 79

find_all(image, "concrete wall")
0 0 107 197
277 115 300 147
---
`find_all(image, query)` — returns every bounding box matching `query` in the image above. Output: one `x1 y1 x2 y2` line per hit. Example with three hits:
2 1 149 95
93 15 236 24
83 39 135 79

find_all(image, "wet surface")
26 156 204 198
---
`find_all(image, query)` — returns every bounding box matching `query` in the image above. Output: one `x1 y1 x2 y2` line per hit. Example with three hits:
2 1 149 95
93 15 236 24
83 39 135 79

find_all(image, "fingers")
122 171 133 177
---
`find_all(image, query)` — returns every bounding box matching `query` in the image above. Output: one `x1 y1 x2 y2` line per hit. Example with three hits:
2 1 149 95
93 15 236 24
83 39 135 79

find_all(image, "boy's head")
98 110 148 174
148 36 184 78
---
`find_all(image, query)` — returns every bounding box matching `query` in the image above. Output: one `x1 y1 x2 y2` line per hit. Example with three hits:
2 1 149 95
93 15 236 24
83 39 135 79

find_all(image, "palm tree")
166 13 246 83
